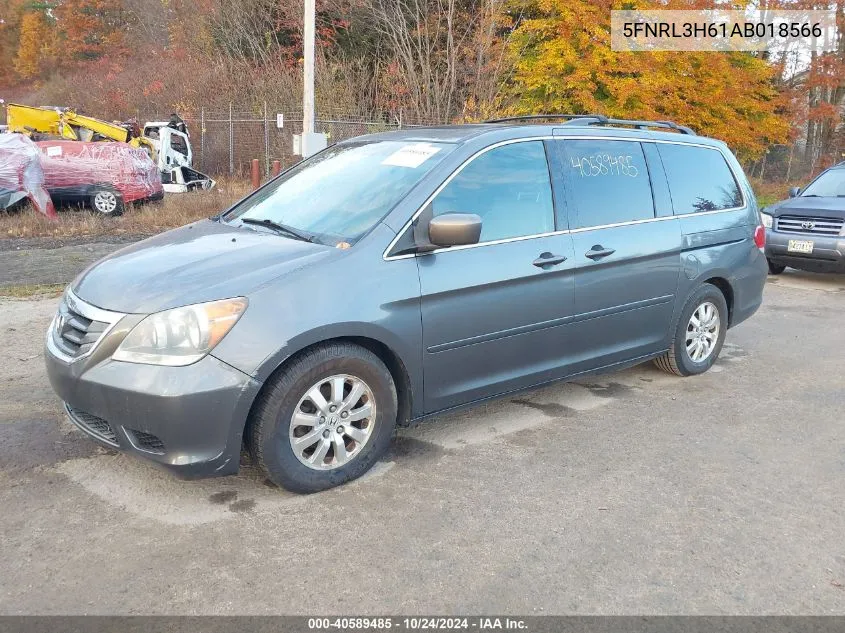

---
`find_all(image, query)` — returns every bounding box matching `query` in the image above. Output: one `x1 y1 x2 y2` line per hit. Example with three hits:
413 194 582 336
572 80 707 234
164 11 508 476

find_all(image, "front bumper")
765 230 845 273
45 341 261 478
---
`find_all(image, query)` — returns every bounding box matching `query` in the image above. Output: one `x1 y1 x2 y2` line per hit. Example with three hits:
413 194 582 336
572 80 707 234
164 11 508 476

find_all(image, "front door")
415 140 577 413
553 138 682 371
158 127 192 170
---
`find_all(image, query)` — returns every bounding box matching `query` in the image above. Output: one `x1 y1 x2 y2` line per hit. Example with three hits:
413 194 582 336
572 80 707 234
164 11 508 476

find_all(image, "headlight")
760 212 773 228
113 297 248 366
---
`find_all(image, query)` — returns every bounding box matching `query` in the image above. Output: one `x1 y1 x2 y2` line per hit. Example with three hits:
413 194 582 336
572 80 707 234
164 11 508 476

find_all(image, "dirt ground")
0 237 133 290
0 270 844 614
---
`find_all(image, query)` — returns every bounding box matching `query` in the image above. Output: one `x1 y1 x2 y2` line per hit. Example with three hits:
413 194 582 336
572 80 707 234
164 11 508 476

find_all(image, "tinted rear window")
657 144 743 214
560 139 654 229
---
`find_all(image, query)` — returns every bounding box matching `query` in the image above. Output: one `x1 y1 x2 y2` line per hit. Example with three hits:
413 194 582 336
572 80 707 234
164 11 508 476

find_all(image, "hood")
73 219 338 313
765 196 845 219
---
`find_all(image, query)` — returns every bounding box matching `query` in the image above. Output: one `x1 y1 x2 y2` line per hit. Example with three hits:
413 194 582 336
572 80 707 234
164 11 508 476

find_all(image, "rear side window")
431 141 555 242
561 140 654 229
657 144 743 214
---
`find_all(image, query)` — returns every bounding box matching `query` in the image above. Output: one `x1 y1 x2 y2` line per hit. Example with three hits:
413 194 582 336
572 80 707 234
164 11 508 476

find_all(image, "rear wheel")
89 187 124 216
247 342 397 493
654 284 728 377
767 259 786 275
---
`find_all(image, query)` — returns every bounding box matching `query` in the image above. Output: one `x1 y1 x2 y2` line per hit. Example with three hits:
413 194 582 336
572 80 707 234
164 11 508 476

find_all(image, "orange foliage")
53 0 125 62
503 0 790 159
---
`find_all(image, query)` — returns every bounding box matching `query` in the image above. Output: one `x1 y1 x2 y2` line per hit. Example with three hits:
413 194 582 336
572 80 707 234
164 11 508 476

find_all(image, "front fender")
210 230 424 416
249 320 418 383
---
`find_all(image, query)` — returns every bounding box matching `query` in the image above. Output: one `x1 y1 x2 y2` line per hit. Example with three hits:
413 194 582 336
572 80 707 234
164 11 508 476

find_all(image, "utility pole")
303 0 315 138
300 0 326 157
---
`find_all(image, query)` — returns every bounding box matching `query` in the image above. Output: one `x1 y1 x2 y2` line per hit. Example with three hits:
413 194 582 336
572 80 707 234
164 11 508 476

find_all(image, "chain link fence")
147 105 444 179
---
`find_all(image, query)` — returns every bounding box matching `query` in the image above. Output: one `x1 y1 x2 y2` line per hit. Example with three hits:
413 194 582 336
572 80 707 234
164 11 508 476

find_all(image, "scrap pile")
0 103 214 217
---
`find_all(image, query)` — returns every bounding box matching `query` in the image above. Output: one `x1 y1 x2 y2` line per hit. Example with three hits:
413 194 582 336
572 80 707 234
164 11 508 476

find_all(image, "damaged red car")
0 133 55 218
36 140 164 215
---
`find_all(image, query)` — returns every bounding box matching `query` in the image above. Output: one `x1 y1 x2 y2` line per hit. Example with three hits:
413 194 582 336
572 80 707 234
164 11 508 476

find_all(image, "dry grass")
0 178 252 240
750 178 800 209
0 283 66 298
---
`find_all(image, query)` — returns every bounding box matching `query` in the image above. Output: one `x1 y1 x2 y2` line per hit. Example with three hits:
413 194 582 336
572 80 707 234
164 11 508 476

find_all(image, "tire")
247 342 397 493
89 187 124 216
654 283 729 377
767 259 786 275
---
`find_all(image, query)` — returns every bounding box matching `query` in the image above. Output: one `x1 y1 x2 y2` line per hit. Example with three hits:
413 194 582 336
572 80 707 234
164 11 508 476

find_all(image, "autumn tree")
501 0 789 159
0 0 27 86
13 10 51 78
800 0 845 169
367 0 515 122
53 0 126 62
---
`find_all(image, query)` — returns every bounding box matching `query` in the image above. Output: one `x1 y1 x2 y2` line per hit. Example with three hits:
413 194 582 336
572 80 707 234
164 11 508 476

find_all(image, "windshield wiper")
239 217 315 243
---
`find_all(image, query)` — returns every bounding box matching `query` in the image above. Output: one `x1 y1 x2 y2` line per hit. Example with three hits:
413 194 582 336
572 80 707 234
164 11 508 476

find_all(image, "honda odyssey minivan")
45 115 768 492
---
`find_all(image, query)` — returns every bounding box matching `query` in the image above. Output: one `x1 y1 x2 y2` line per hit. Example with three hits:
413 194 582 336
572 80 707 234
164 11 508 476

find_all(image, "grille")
776 215 844 236
52 306 109 359
127 429 166 454
66 405 119 446
49 291 122 361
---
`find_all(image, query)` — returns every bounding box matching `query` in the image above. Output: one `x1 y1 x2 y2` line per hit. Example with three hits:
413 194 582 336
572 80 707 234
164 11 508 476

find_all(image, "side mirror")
789 186 801 198
428 213 482 248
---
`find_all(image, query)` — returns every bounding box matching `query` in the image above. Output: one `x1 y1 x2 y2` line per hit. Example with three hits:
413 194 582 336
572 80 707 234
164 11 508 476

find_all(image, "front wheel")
247 342 397 493
89 187 124 216
654 284 728 377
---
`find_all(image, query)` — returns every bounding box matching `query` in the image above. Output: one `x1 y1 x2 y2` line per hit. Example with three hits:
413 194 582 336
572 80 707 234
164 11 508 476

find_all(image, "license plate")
788 239 814 254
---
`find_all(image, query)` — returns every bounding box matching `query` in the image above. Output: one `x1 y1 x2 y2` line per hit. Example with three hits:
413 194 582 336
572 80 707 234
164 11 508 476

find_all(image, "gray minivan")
44 115 768 492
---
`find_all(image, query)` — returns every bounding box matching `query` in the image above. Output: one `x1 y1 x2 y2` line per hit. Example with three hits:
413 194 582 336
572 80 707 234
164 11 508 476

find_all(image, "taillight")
754 225 766 250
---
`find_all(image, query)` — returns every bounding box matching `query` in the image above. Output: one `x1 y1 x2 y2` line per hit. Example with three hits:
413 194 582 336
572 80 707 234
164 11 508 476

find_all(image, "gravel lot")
0 270 843 615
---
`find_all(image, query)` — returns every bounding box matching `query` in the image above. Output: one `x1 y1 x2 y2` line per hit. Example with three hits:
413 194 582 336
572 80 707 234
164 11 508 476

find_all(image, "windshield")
224 140 453 245
801 169 845 197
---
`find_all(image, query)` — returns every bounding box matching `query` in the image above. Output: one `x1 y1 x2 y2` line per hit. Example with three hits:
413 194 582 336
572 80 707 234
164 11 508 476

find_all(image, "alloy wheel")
288 374 376 470
93 191 118 214
686 301 720 363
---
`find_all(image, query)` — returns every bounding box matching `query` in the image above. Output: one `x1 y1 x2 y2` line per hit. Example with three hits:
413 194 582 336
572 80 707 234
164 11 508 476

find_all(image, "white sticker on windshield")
46 146 62 157
381 143 441 168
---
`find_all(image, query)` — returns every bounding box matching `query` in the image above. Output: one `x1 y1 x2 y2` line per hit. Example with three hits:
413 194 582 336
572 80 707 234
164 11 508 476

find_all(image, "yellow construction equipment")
5 103 156 157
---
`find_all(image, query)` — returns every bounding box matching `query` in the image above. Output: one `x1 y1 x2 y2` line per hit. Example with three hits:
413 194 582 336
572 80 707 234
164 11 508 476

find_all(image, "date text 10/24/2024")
307 617 529 630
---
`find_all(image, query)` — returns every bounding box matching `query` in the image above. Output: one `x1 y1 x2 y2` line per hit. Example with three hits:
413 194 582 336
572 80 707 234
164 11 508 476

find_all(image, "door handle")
585 245 616 260
532 252 568 268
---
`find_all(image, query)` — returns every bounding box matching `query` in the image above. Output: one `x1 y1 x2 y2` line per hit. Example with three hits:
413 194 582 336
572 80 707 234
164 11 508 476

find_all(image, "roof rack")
484 114 696 135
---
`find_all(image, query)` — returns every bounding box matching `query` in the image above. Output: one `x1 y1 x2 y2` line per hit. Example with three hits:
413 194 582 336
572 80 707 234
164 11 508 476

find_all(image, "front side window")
170 133 188 157
225 140 453 245
561 140 654 229
431 141 555 242
657 144 743 214
800 169 845 197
